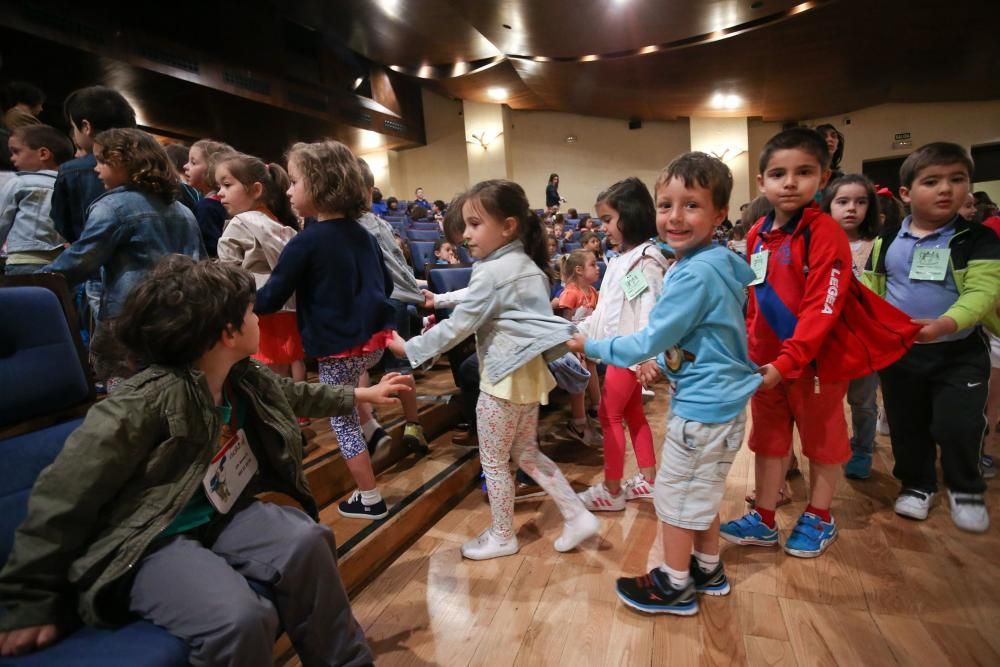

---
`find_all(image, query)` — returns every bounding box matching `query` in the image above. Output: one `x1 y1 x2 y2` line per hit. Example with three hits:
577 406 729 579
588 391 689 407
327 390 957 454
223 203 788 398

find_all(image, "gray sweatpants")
128 501 373 667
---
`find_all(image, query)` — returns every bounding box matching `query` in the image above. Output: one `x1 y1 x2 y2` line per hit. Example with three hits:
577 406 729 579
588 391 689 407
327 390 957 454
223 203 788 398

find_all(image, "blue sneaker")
720 510 780 547
844 453 872 480
616 569 699 616
783 512 837 558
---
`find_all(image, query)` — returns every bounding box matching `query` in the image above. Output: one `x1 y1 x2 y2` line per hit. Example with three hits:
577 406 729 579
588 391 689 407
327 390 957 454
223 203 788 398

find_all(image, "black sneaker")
337 490 388 520
689 555 731 596
615 568 699 616
366 427 391 456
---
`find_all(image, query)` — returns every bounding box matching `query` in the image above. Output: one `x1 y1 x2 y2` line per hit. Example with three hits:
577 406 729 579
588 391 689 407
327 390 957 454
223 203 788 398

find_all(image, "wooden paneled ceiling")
319 0 1000 121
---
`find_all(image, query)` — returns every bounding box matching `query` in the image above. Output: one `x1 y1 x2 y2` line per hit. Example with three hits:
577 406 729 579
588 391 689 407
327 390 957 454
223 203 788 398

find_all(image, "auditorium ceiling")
310 0 1000 121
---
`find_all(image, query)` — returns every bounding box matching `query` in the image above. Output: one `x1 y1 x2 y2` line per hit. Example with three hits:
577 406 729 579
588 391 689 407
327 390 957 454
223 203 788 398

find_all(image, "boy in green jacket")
0 255 410 665
863 142 1000 533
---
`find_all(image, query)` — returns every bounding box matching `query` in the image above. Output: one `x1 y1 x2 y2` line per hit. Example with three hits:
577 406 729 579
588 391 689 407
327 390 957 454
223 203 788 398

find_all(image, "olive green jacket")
0 360 354 631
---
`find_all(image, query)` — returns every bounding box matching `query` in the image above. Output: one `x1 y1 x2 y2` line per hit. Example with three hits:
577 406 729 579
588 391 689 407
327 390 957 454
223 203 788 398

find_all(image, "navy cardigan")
255 218 395 357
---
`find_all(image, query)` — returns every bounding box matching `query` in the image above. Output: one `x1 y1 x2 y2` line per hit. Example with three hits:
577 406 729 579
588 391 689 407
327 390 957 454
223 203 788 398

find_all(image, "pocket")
662 418 698 482
715 421 745 481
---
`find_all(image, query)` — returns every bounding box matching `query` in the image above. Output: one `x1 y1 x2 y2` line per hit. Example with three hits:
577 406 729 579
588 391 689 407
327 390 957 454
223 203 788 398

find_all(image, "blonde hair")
287 140 367 219
560 249 595 284
191 139 236 191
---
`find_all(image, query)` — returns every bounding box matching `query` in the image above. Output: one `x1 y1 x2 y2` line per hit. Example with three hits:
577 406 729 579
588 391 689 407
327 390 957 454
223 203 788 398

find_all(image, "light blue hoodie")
585 244 762 423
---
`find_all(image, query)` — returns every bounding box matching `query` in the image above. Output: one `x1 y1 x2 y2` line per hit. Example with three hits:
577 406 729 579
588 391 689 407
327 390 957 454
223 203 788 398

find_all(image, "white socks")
360 488 383 506
694 550 720 573
659 564 691 589
361 418 380 441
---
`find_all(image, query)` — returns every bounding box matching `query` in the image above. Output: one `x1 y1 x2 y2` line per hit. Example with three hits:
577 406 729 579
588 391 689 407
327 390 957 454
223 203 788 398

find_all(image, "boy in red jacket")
721 128 896 558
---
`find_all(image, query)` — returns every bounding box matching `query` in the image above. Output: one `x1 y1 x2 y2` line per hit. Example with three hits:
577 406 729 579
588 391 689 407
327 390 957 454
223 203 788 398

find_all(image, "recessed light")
487 87 508 101
502 23 512 29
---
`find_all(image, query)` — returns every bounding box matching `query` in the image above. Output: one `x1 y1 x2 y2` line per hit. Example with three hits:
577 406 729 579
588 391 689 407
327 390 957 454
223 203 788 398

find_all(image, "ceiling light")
710 93 743 109
487 87 508 101
724 94 742 109
352 77 364 90
359 130 383 151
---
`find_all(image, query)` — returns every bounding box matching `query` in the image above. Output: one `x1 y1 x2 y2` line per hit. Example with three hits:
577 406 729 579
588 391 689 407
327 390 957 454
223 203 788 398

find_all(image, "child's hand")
387 331 407 358
912 317 958 343
637 360 661 388
756 364 782 390
566 333 587 355
421 289 436 310
0 624 61 657
355 372 413 405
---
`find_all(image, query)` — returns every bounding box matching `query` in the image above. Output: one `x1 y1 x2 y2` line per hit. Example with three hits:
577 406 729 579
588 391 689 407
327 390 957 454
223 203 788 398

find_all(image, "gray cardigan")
358 211 424 305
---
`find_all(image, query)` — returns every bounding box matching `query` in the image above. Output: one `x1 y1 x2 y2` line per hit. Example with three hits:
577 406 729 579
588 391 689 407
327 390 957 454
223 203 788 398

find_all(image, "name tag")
621 269 649 300
908 247 950 281
749 250 769 286
203 429 258 514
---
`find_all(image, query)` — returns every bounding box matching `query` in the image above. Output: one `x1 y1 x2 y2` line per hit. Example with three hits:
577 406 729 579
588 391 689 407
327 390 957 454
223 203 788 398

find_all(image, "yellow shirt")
479 355 556 405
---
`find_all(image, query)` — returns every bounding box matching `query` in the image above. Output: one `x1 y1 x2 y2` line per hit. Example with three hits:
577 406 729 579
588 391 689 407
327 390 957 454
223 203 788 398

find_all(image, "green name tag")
908 247 950 281
621 269 649 300
749 249 769 286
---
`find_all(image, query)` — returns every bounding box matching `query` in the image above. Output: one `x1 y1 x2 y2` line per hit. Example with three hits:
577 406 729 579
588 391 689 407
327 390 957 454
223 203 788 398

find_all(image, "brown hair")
442 193 467 245
758 127 829 174
191 139 236 191
465 179 552 280
560 248 595 283
164 143 189 175
741 194 773 227
115 255 256 367
216 153 298 228
656 151 733 211
287 140 367 219
13 124 74 164
579 231 600 248
899 142 973 189
93 128 178 201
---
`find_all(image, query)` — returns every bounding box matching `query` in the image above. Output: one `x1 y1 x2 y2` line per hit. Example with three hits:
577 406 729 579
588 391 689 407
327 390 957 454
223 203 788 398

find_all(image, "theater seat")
409 241 436 278
0 287 187 667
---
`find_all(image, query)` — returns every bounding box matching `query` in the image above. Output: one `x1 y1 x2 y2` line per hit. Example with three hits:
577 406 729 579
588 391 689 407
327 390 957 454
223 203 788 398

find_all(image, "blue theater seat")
409 241 436 278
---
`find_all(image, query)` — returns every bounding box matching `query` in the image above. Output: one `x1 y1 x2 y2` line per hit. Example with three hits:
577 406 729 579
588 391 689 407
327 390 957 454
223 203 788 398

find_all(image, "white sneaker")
577 482 626 511
948 491 990 533
566 421 603 449
554 511 600 552
894 488 936 520
877 410 891 436
623 473 654 501
461 529 519 560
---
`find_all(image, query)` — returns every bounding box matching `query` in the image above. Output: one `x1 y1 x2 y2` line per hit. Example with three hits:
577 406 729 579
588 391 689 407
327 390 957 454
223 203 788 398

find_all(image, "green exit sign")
894 132 911 141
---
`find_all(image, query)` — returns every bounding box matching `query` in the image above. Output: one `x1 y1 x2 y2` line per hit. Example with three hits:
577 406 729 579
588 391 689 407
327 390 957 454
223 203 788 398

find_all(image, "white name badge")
203 429 258 514
749 249 769 286
908 247 950 281
621 269 650 300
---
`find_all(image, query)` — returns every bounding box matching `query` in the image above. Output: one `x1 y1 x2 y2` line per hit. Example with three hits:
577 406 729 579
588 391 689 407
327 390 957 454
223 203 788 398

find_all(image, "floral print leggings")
478 392 586 540
318 349 383 459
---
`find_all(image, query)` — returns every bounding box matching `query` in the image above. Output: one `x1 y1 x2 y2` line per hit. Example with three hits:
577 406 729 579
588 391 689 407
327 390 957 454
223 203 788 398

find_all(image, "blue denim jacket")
404 240 575 383
50 154 105 244
43 187 206 319
0 170 65 252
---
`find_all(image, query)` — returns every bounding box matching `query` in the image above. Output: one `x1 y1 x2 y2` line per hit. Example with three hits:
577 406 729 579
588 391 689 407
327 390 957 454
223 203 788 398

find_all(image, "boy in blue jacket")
568 152 761 616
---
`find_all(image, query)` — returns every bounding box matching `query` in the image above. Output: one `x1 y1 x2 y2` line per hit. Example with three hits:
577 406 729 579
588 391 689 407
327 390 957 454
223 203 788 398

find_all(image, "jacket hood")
684 244 755 301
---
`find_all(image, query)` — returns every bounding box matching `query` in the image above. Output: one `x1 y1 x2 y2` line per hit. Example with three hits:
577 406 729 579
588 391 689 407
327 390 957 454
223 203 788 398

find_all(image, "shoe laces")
347 489 362 504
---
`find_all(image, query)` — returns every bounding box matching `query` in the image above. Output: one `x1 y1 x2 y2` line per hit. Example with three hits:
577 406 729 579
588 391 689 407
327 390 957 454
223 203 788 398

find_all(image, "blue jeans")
847 373 879 456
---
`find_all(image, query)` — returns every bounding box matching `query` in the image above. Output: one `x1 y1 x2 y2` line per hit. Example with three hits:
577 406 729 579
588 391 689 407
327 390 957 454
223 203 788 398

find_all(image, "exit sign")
894 132 911 141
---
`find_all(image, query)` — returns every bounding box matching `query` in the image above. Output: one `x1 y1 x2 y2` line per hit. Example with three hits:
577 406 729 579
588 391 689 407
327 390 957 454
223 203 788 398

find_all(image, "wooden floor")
349 388 1000 667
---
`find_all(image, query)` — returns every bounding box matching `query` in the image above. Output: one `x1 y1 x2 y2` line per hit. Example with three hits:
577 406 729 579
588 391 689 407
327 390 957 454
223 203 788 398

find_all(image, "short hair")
13 124 74 164
386 196 398 209
433 199 446 211
442 193 466 244
656 152 733 211
63 86 136 134
433 237 451 253
410 205 428 221
164 143 189 175
567 208 578 219
600 177 657 247
191 139 236 191
372 187 383 203
115 255 256 367
287 140 367 219
899 142 974 188
94 128 178 201
758 127 829 174
4 81 45 108
821 174 880 241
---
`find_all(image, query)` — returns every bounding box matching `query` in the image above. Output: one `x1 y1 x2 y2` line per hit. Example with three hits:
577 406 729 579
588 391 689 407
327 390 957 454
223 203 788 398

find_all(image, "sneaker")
462 528 519 560
844 453 873 480
554 511 600 552
616 569 699 616
689 555 730 596
720 511 780 547
452 430 479 448
982 455 996 480
948 490 990 533
402 422 429 455
566 421 602 448
877 410 891 436
578 482 626 511
338 490 388 520
366 427 391 456
586 407 599 420
783 513 838 558
623 473 654 501
894 488 936 520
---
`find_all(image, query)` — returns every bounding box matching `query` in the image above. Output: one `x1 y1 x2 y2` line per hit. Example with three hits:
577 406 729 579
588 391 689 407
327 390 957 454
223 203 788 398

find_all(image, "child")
1 125 74 274
580 231 603 259
569 152 761 615
388 179 599 560
822 174 880 479
433 237 459 264
863 143 1000 532
42 128 204 383
727 223 747 257
413 186 431 210
255 140 399 521
2 81 44 130
0 255 408 663
604 234 620 259
184 139 235 257
575 178 671 512
215 153 306 389
558 249 603 445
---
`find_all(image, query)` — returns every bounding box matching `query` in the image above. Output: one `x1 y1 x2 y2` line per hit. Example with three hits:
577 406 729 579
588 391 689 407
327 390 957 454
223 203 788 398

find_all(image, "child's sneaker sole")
616 590 699 616
720 533 779 547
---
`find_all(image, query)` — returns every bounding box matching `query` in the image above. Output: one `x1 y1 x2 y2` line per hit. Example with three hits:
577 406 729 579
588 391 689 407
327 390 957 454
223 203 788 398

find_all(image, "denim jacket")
43 187 205 319
404 240 575 383
0 170 66 253
50 154 104 244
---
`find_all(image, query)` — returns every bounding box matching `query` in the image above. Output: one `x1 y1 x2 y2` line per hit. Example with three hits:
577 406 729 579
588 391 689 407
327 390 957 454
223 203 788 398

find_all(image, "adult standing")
815 124 845 181
546 173 564 209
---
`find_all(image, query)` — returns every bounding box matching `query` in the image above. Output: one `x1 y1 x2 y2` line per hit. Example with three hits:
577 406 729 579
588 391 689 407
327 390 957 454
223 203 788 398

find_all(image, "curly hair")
216 153 298 228
115 255 256 368
287 140 367 219
94 128 178 201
